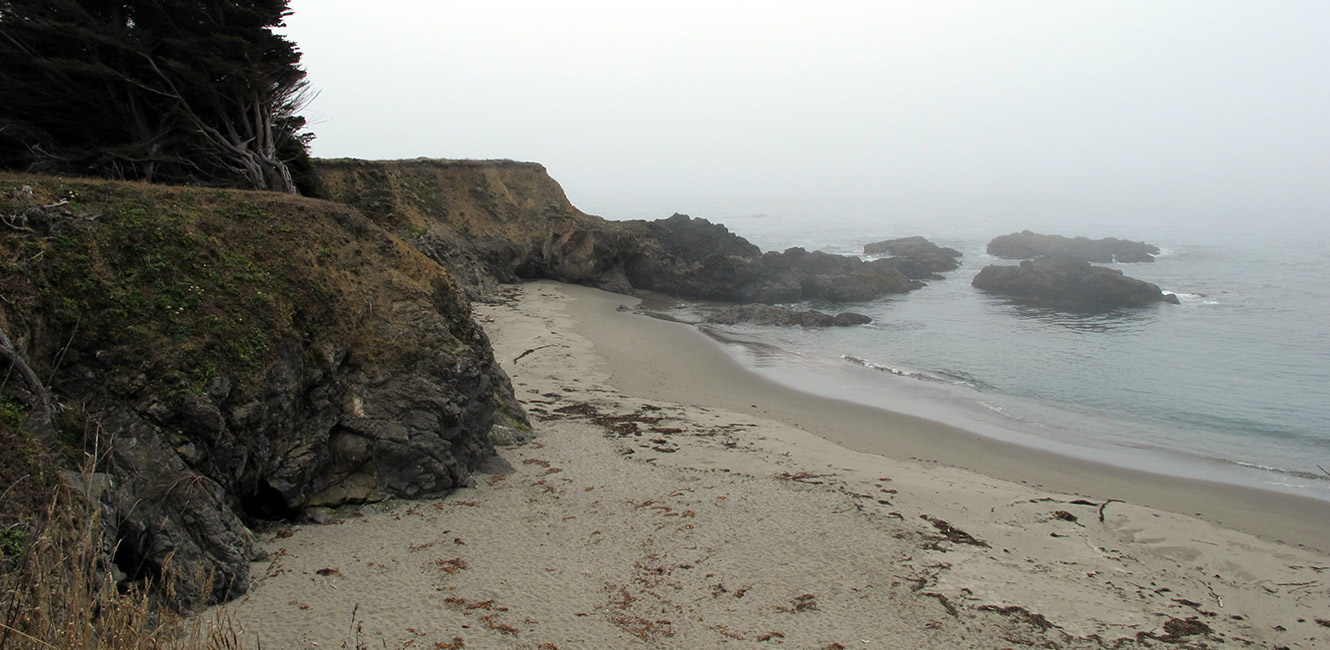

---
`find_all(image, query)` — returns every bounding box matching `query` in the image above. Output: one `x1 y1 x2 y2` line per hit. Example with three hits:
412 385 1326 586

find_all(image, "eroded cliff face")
313 159 921 304
0 174 524 607
315 158 647 296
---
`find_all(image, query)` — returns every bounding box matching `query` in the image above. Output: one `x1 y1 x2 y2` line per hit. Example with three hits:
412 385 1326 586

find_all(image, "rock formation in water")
0 174 525 608
986 230 1160 263
863 235 963 279
971 257 1180 310
704 304 873 327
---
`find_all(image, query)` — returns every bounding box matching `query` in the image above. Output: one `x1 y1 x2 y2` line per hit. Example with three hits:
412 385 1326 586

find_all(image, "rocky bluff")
0 175 525 607
312 159 933 304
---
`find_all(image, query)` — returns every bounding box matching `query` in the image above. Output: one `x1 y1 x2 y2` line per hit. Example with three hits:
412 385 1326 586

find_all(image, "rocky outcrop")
314 158 645 297
863 236 963 279
986 231 1160 263
972 257 1180 310
0 175 524 608
313 160 921 304
626 239 922 304
704 304 872 327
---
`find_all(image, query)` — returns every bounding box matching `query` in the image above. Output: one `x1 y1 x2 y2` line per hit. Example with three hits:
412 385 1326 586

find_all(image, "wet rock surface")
972 257 1179 310
986 230 1160 263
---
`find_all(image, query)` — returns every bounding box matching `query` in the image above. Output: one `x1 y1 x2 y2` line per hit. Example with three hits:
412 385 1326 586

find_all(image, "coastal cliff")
1 158 925 610
0 174 523 607
312 158 920 303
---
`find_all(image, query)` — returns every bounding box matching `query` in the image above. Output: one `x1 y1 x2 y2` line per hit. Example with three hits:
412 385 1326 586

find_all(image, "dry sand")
215 280 1330 649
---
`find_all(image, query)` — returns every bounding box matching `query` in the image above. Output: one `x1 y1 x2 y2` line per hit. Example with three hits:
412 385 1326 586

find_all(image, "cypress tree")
0 0 314 193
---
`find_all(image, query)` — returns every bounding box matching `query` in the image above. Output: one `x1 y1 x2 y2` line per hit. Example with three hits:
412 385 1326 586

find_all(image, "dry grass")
0 459 247 650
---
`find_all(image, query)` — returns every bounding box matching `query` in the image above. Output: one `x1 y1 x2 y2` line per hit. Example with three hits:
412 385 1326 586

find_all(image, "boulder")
972 257 1180 310
986 230 1160 263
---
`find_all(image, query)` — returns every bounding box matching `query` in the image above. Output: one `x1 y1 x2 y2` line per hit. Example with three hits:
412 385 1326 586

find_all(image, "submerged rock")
704 304 873 327
986 230 1160 263
972 257 1180 310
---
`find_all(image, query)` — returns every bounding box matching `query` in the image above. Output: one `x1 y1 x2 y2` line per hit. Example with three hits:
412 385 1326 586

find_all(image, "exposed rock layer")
972 257 1180 310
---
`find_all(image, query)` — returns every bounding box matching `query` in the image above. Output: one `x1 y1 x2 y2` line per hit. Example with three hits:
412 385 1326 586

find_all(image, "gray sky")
283 1 1329 225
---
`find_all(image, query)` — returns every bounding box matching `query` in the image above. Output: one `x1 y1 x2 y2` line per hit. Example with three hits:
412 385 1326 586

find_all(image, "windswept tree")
0 0 314 193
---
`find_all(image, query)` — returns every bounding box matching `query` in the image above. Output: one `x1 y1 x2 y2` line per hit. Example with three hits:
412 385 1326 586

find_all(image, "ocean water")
663 209 1330 502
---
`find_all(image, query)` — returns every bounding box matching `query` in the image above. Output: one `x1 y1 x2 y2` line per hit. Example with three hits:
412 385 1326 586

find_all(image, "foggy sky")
283 1 1330 225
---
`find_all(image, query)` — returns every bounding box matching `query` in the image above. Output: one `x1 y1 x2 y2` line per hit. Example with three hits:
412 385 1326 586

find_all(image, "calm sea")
663 208 1330 501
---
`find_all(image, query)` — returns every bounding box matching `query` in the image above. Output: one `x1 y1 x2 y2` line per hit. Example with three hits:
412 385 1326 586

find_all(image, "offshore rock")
704 304 873 327
986 230 1160 263
972 257 1180 310
863 236 963 279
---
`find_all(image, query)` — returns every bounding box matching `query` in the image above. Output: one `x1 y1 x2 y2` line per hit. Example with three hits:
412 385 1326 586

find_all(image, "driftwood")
512 344 558 365
0 322 56 430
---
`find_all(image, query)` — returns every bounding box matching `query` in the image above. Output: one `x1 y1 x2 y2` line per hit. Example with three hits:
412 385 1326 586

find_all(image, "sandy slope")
216 281 1330 649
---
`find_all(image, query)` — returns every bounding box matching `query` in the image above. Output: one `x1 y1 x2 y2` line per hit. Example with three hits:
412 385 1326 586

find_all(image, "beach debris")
1158 617 1212 641
434 637 465 650
314 567 342 577
1316 618 1330 628
710 624 747 640
977 604 1056 631
776 593 819 613
435 557 469 575
480 614 519 635
756 631 785 642
1050 510 1078 522
777 471 835 484
920 515 990 548
512 344 559 364
923 592 958 617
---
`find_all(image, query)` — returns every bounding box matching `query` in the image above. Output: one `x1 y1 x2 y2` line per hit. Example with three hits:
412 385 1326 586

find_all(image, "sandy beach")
217 280 1330 649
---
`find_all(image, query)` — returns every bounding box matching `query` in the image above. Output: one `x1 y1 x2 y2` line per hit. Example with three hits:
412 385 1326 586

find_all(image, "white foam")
841 355 920 378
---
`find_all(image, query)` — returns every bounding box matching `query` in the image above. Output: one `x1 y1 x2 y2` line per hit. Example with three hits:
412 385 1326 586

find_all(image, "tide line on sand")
217 280 1330 649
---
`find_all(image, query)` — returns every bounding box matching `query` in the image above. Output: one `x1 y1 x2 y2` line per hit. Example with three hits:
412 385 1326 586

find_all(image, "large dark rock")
704 304 872 327
863 236 963 279
642 212 761 262
972 257 1179 310
987 230 1160 263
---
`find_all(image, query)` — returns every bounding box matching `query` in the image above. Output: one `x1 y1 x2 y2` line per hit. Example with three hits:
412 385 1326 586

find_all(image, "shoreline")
573 283 1330 553
217 280 1330 648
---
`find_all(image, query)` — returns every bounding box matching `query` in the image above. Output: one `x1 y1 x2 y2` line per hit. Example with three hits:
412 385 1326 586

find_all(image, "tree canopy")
0 0 314 193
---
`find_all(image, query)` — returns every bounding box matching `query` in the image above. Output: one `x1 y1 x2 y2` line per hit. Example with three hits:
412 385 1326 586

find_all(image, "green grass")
0 177 339 403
